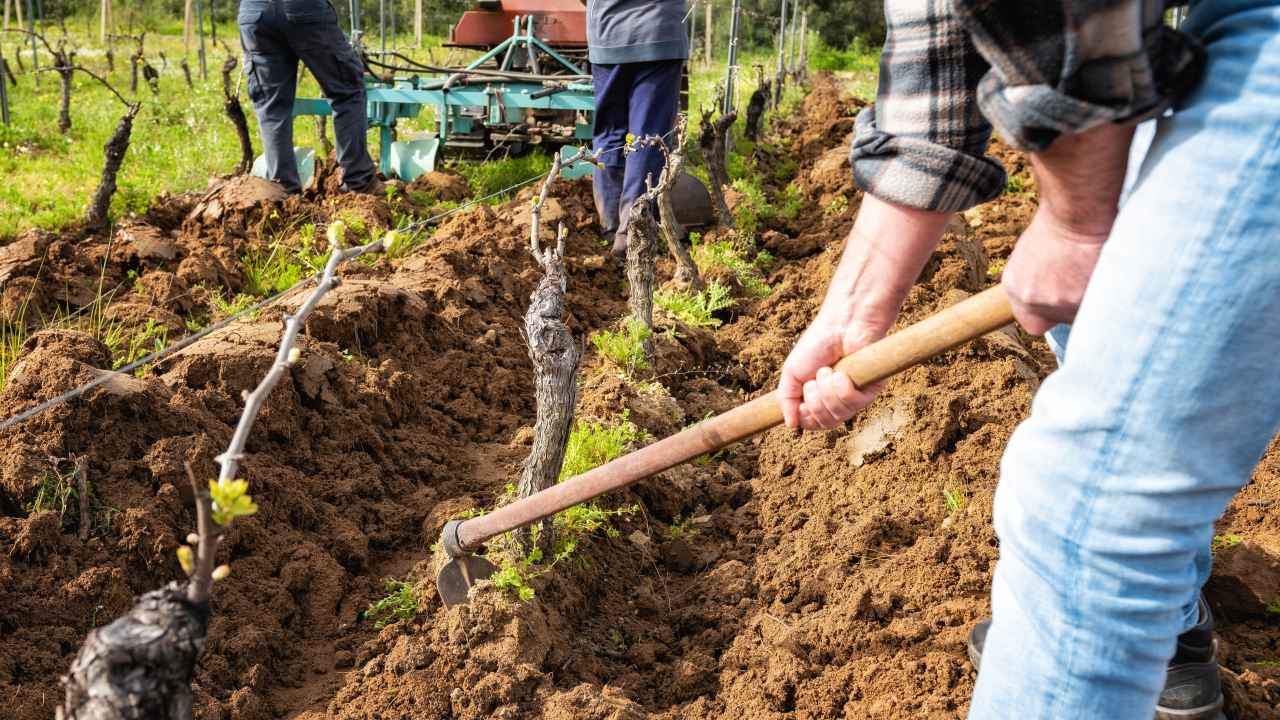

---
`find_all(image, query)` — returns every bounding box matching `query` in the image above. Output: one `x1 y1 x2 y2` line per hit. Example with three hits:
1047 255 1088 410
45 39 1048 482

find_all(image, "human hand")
778 310 890 430
1002 209 1111 335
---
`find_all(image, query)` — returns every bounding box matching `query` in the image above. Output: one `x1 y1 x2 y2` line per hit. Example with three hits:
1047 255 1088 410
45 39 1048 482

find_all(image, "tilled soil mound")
1 73 1277 719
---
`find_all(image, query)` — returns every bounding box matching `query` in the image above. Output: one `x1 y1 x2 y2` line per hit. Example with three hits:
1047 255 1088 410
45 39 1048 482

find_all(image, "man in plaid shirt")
779 1 1278 717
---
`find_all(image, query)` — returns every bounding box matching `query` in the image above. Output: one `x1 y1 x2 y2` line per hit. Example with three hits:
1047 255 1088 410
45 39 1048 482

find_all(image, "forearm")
1030 123 1135 236
820 194 951 331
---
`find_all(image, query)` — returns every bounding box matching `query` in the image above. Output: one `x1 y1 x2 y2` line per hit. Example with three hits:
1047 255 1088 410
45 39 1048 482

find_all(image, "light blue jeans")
970 2 1280 718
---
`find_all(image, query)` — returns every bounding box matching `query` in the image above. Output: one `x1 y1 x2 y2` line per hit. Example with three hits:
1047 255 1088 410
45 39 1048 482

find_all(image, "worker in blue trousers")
587 0 689 256
238 0 379 194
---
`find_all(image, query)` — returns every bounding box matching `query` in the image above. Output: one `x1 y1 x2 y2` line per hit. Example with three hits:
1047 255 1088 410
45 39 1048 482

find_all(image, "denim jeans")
238 0 375 193
591 60 683 241
970 1 1280 717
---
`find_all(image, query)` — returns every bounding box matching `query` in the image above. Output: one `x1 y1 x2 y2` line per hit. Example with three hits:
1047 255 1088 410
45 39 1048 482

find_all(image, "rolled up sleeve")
851 1 1008 213
953 0 1205 151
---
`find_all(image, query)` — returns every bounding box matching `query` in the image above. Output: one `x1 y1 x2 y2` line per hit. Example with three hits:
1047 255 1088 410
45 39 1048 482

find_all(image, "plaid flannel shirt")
851 1 1205 212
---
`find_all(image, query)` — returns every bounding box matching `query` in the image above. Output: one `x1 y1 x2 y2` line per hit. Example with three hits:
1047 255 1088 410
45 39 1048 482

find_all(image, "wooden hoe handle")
448 285 1014 554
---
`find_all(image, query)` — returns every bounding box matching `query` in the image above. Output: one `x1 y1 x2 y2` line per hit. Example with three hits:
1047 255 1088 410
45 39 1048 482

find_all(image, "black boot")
966 595 1225 720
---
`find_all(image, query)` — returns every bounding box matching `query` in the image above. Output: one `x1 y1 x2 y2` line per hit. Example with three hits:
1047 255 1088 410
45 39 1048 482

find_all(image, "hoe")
437 285 1016 606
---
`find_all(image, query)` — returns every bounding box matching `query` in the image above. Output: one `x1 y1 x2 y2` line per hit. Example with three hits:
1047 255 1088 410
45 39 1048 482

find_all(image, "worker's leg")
287 4 376 191
621 59 682 224
239 3 301 193
592 62 630 251
971 3 1280 718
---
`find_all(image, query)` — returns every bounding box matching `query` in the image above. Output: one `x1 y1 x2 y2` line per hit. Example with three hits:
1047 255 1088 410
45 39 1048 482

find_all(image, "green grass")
364 578 418 628
26 466 79 519
591 318 652 375
811 37 881 73
0 28 458 238
447 149 554 202
654 281 735 328
943 488 966 514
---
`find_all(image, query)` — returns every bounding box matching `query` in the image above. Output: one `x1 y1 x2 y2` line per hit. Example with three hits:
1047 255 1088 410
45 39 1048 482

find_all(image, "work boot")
610 229 629 258
342 176 386 196
966 595 1225 720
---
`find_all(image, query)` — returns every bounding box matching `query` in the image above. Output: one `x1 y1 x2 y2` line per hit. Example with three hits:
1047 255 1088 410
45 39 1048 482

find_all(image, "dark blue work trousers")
591 60 682 242
238 0 375 193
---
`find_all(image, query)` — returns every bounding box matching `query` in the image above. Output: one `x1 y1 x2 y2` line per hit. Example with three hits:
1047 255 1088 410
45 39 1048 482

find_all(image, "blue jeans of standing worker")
591 60 682 251
238 0 376 194
970 1 1280 717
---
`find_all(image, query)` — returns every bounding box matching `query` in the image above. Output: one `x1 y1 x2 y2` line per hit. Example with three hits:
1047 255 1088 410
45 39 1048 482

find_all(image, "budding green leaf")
212 564 232 581
176 545 194 575
327 220 347 245
383 230 398 250
186 533 199 545
209 479 259 526
287 347 301 365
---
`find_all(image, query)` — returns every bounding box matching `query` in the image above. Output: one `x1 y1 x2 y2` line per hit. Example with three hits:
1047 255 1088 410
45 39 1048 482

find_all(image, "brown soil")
1 73 1277 720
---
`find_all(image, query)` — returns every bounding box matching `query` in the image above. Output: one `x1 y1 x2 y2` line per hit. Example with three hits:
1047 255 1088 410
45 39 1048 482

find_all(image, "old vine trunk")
221 56 254 174
518 239 580 554
700 109 738 229
84 104 140 227
59 584 207 720
626 196 659 361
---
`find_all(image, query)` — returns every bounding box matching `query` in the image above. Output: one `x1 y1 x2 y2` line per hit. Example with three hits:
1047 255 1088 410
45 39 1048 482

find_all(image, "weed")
492 564 537 601
560 415 646 481
364 579 418 629
592 319 652 375
1006 175 1028 194
27 468 79 520
1211 534 1243 553
943 488 966 514
113 319 168 375
1268 599 1280 616
207 288 261 320
1251 659 1280 669
692 239 771 297
986 258 1008 278
665 515 699 542
655 282 735 328
825 194 849 216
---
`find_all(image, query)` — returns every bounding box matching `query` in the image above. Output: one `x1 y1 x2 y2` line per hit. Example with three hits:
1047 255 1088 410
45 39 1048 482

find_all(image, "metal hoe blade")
437 554 499 608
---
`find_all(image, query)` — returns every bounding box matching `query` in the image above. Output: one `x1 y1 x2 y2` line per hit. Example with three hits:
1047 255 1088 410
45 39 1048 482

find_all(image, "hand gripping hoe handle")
437 285 1015 606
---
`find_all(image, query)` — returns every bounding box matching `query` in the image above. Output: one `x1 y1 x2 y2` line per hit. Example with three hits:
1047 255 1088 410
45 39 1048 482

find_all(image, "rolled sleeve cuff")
849 108 1007 213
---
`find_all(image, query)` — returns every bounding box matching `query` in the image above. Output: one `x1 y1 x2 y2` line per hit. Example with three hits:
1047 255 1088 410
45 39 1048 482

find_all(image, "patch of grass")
591 318 652 375
364 579 418 629
943 488 966 514
450 150 553 201
27 467 79 520
207 288 261 320
1006 175 1029 194
692 237 771 298
811 37 882 73
825 194 849 216
655 282 735 328
1211 534 1243 553
112 318 168 375
986 258 1008 278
